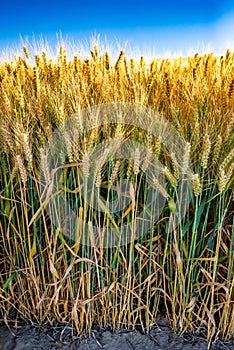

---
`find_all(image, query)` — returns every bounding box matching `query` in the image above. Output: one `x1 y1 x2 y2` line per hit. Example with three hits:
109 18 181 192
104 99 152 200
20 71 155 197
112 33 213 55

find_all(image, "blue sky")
0 0 234 56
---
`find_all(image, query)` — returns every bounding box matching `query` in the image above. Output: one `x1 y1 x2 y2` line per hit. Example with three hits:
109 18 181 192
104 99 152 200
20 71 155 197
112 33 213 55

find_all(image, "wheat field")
0 44 233 347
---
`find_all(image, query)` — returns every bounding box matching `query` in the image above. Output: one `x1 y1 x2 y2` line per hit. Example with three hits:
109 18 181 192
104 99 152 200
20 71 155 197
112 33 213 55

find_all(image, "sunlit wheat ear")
133 148 141 175
82 153 90 179
164 71 171 98
182 142 191 173
111 160 121 184
33 66 40 98
42 51 47 66
170 152 179 179
23 46 29 59
115 50 125 69
152 176 170 199
57 47 67 68
115 65 123 99
220 147 234 171
18 88 25 111
147 69 157 94
104 51 110 71
192 173 202 196
201 133 211 169
212 134 222 166
226 162 234 184
154 136 162 158
114 123 125 139
1 125 14 153
9 165 18 182
84 59 92 90
150 59 156 72
225 48 232 61
119 157 126 180
162 166 177 188
218 162 234 193
123 57 130 79
63 131 73 163
40 148 51 184
140 55 146 69
95 168 102 188
90 44 99 63
16 155 27 186
224 114 234 144
141 148 153 172
87 128 99 152
126 160 133 180
218 169 227 193
228 78 234 100
73 56 80 73
145 133 153 149
21 132 32 170
34 54 40 67
192 120 200 146
130 58 135 73
2 88 12 112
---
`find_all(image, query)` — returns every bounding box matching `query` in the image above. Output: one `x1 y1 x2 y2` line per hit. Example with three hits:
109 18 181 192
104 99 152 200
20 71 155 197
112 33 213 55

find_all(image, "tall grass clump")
0 44 233 347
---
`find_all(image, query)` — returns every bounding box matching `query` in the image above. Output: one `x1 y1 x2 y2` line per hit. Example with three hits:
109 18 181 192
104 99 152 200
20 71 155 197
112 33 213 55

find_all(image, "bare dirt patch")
0 316 233 350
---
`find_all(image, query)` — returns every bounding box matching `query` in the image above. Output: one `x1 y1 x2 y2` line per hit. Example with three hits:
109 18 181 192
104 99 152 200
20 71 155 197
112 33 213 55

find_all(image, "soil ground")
0 316 233 350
